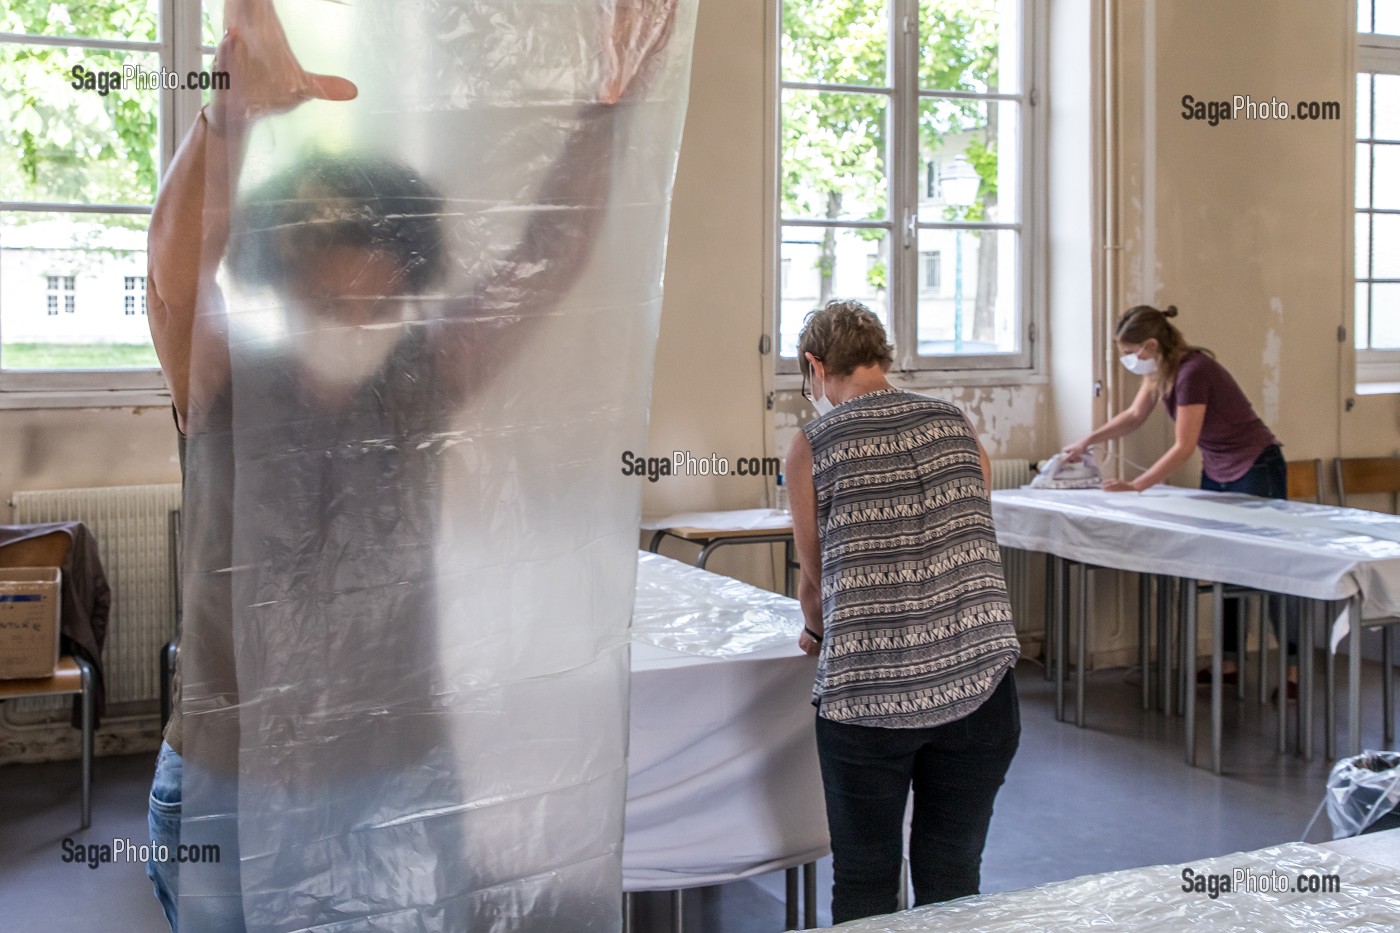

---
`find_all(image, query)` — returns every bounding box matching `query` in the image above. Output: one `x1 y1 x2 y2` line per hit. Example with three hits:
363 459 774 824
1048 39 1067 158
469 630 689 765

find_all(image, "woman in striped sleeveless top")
786 300 1021 923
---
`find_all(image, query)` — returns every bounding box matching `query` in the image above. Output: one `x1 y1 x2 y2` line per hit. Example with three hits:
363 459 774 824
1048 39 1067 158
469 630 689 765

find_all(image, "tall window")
0 2 219 397
1357 1 1400 383
776 0 1039 373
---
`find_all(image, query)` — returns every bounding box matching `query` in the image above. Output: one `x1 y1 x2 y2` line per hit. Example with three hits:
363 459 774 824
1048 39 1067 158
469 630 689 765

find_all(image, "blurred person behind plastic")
148 0 694 929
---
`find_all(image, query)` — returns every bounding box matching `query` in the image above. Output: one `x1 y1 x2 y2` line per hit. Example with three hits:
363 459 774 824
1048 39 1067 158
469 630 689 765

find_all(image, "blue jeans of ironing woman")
1200 444 1295 656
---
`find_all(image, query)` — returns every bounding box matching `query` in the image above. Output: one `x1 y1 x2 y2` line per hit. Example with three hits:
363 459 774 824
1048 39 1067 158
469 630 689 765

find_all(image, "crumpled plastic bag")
1326 750 1400 838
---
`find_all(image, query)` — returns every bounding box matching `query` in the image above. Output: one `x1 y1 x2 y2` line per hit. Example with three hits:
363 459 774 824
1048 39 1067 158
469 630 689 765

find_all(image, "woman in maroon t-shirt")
1063 304 1295 695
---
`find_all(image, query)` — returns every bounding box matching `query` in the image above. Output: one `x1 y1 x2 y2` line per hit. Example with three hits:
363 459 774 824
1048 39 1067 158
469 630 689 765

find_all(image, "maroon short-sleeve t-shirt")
1163 350 1281 483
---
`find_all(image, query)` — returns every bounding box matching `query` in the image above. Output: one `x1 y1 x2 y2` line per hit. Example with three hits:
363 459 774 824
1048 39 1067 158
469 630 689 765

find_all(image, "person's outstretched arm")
147 0 356 431
436 0 680 402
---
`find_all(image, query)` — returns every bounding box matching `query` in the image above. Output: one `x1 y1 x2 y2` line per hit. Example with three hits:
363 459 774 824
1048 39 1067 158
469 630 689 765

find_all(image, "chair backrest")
1335 457 1400 510
1286 458 1323 503
0 530 73 570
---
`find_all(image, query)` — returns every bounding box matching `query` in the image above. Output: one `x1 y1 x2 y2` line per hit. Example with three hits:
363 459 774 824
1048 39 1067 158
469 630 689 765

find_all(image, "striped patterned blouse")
802 388 1020 728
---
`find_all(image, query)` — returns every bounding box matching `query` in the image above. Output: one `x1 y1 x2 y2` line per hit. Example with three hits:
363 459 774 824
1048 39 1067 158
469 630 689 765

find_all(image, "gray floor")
1 654 1390 932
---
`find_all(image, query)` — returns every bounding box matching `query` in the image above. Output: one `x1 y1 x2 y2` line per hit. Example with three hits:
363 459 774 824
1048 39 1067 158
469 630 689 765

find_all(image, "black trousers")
814 670 1020 924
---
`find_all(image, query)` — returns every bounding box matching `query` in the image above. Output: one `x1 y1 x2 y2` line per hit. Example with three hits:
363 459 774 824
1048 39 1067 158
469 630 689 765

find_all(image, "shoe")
1270 681 1300 705
1195 667 1239 686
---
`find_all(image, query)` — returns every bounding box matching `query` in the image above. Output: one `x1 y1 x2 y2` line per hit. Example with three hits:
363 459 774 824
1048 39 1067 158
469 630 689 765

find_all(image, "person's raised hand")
208 0 357 132
599 0 679 105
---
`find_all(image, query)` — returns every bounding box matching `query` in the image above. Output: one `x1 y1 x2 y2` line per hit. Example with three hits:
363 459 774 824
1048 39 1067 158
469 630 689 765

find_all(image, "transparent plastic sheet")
1327 752 1400 838
177 1 695 929
807 843 1400 932
632 552 803 657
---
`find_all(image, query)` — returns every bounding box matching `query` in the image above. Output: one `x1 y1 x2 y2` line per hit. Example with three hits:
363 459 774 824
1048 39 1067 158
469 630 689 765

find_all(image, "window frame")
0 0 205 408
1356 26 1400 387
769 0 1047 384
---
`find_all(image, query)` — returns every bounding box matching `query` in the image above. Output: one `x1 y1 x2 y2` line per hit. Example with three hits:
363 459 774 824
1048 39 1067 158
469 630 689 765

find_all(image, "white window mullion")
892 0 919 373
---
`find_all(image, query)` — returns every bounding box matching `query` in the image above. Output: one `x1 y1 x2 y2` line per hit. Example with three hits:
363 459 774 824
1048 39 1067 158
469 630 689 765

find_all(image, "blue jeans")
1201 445 1295 656
147 741 182 931
814 670 1020 924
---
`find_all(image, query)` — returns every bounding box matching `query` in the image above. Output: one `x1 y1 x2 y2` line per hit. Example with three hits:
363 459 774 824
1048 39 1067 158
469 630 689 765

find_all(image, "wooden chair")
1336 457 1400 513
1332 457 1400 750
1288 458 1324 504
0 530 95 829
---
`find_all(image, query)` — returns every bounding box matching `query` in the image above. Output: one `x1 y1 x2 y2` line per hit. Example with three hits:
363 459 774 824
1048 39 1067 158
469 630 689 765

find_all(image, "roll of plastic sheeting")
175 0 695 929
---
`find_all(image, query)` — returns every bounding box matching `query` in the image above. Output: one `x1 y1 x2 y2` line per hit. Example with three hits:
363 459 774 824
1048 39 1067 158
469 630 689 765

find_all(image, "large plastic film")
805 843 1400 932
176 1 695 929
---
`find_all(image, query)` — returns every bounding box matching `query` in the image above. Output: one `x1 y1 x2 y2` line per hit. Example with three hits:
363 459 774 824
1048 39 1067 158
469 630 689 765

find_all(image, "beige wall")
0 407 180 506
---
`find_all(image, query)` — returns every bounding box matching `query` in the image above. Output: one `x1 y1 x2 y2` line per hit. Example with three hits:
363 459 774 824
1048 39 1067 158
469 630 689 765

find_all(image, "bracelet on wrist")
803 626 823 643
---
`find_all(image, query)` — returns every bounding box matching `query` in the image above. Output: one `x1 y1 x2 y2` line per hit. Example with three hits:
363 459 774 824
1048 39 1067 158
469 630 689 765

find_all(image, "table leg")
803 861 817 928
648 530 667 552
623 893 634 933
1139 574 1152 711
696 540 721 570
1384 626 1395 744
1257 595 1268 707
1326 602 1337 760
1349 594 1363 758
784 539 796 598
1053 556 1066 723
672 889 684 933
1300 603 1315 762
786 868 798 930
1043 554 1055 682
1158 576 1173 715
1076 562 1088 728
1184 580 1198 766
1276 597 1288 754
1212 582 1224 775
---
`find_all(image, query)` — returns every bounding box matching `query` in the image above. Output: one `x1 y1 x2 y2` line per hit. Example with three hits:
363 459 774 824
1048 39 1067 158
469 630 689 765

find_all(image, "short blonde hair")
797 299 894 380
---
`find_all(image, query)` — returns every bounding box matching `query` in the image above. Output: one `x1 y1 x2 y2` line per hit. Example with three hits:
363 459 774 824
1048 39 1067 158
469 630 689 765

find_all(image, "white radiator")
989 459 1033 631
8 483 181 717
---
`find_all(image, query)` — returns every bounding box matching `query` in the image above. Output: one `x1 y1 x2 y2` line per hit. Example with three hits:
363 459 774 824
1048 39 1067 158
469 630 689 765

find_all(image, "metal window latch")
903 210 916 250
758 334 771 355
1337 325 1347 343
1093 380 1103 398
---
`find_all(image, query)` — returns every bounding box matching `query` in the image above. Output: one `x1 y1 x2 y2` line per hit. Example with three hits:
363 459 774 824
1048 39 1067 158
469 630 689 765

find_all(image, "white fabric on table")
992 487 1400 617
640 509 793 531
624 552 828 890
806 842 1400 931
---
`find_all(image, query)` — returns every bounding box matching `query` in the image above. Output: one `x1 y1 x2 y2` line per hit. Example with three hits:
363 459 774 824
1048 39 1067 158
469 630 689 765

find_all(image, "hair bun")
1163 305 1178 318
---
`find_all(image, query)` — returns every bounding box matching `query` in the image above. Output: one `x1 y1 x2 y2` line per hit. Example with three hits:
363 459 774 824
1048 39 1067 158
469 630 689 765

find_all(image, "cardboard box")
0 568 62 679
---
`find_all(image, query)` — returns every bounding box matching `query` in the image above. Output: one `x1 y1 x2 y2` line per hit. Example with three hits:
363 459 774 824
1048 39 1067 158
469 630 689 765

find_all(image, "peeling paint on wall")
772 384 1044 463
1262 297 1283 427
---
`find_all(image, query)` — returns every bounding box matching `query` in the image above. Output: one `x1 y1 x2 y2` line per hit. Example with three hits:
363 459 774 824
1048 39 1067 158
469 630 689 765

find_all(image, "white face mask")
289 305 412 391
812 392 835 416
1120 351 1158 376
